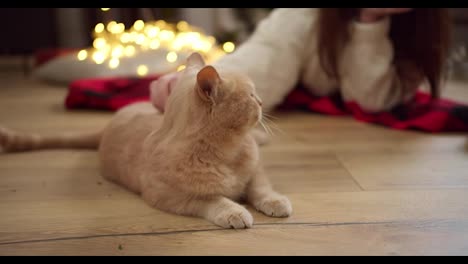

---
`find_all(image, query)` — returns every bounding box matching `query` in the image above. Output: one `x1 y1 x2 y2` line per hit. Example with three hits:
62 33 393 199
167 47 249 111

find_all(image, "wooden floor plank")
1 205 467 255
1 190 467 249
338 152 468 190
1 70 468 255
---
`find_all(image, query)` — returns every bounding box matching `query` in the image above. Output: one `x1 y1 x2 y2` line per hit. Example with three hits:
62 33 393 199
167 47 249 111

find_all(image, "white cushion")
33 49 188 85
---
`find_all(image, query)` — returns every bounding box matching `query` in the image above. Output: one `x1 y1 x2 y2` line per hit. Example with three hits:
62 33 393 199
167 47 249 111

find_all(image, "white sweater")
214 8 420 113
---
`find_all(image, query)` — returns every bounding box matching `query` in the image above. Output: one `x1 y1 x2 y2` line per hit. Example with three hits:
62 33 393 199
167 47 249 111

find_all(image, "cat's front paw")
255 194 292 218
213 206 253 229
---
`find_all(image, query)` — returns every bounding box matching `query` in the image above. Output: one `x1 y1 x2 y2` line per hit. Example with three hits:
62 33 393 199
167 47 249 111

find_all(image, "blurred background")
0 8 467 80
0 8 272 55
0 8 272 79
0 8 273 54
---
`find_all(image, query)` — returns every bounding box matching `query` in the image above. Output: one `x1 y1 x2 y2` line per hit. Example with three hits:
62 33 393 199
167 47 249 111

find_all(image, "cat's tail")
0 126 102 153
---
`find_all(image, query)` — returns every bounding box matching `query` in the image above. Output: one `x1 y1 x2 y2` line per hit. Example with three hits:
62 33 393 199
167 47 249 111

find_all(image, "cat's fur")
0 53 291 229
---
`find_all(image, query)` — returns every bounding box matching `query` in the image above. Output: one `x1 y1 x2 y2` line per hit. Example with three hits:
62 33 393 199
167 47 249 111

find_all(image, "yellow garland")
77 18 236 76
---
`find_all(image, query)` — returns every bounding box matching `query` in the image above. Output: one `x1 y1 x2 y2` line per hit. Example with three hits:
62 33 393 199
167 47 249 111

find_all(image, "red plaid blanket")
65 76 468 133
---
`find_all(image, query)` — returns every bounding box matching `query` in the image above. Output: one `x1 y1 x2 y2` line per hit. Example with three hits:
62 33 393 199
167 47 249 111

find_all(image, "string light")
110 23 125 34
133 20 145 31
93 38 106 49
177 65 186 72
155 20 166 28
166 51 178 63
77 19 236 76
147 27 159 38
223 42 235 53
77 50 88 61
135 34 146 45
124 45 136 57
111 45 124 57
159 30 175 41
108 58 120 69
95 23 105 33
92 51 106 64
149 40 160 50
177 21 189 31
107 21 117 32
137 65 149 76
120 33 131 43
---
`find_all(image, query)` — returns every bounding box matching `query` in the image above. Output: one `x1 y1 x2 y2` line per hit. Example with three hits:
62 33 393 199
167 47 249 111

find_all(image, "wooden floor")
1 69 468 256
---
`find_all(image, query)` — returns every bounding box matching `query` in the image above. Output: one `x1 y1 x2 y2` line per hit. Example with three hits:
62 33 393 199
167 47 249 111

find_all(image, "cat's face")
170 52 262 132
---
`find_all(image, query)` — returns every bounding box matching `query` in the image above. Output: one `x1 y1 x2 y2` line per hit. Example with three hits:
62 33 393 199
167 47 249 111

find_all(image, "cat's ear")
196 65 220 102
186 52 205 68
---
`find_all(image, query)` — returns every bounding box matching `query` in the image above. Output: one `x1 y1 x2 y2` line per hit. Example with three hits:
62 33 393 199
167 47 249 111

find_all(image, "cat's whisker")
260 116 275 136
265 120 284 135
262 115 285 135
263 119 275 136
259 120 273 136
259 120 270 135
263 112 279 120
262 115 276 125
262 113 278 123
263 117 281 130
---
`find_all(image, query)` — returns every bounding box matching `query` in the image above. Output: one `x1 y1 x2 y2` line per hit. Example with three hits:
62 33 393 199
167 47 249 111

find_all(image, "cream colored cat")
0 52 291 229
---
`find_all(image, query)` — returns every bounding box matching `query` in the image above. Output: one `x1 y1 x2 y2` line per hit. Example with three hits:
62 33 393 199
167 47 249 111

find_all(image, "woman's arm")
215 8 317 112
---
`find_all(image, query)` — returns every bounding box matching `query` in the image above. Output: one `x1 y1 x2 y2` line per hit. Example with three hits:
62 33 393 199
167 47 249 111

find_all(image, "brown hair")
317 8 451 98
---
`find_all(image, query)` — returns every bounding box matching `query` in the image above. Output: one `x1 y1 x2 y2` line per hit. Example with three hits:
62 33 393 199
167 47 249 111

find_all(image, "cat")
0 52 292 229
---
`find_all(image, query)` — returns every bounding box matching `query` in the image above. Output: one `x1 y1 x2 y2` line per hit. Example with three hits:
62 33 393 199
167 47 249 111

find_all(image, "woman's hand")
149 71 180 113
359 8 413 23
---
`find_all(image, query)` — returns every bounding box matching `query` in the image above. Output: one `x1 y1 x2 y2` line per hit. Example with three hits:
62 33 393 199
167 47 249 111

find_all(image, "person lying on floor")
150 8 451 115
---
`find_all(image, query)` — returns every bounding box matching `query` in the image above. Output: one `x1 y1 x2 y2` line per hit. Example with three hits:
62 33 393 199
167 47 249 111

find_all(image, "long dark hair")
318 8 451 98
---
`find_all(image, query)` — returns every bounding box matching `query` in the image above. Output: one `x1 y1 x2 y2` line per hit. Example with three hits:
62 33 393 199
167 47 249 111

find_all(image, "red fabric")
65 76 468 133
280 87 468 133
66 76 159 111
